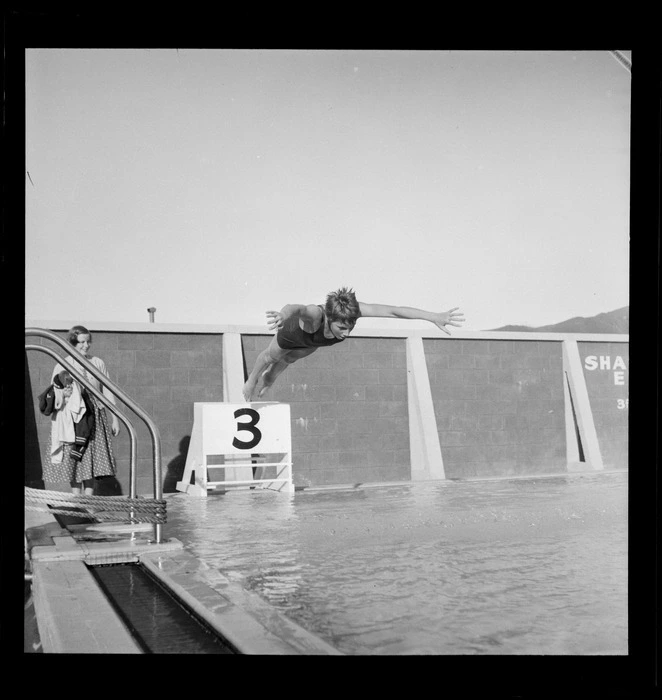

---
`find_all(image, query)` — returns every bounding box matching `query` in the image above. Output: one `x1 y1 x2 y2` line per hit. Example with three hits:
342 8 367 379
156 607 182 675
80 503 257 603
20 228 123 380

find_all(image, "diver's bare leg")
255 347 317 397
243 337 294 401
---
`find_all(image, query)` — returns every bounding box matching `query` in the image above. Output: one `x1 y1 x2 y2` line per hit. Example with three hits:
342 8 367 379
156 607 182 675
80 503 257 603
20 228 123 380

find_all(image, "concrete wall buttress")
406 336 445 480
562 340 604 470
222 333 245 403
222 332 253 482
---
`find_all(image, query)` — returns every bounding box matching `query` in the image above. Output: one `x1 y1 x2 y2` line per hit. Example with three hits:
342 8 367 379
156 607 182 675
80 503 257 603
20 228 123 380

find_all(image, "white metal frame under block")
175 402 294 496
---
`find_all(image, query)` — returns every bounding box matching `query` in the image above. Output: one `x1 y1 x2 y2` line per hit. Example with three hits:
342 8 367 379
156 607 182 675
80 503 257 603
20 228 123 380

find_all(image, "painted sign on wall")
579 342 628 469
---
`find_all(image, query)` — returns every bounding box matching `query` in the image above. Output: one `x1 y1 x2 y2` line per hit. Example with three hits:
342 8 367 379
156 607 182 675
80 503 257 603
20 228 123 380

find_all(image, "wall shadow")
25 354 44 489
163 436 191 493
94 475 124 496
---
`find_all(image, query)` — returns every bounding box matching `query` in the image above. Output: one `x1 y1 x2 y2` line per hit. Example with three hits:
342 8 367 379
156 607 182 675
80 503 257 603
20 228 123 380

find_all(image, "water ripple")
165 471 627 654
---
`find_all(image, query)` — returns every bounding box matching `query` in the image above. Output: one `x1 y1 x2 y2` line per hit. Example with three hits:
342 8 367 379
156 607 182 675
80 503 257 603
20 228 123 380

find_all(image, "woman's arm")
358 302 465 335
91 358 116 405
94 357 120 436
50 363 74 400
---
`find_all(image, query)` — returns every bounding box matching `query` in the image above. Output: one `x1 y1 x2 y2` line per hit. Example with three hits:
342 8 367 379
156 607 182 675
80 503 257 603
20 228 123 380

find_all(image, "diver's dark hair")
325 287 361 325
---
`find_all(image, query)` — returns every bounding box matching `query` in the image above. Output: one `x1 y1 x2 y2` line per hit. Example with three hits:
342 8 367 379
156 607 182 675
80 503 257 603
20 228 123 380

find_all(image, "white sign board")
176 402 293 496
200 402 291 455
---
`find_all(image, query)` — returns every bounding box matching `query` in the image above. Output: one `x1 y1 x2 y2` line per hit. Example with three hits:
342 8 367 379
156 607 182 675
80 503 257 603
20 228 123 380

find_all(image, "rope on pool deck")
24 487 167 524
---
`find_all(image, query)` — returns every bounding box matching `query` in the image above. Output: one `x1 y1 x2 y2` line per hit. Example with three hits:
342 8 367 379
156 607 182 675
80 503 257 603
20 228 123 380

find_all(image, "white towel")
50 382 86 463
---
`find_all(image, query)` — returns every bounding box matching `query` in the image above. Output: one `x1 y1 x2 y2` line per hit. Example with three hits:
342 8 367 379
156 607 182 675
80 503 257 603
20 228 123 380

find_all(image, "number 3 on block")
232 408 263 449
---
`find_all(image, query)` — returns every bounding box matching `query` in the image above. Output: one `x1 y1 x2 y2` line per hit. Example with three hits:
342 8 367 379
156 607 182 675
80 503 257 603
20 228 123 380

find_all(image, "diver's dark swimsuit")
276 305 345 350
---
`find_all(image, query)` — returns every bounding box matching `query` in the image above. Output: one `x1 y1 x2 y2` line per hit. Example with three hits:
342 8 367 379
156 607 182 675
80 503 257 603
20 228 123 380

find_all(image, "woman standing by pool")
44 325 120 495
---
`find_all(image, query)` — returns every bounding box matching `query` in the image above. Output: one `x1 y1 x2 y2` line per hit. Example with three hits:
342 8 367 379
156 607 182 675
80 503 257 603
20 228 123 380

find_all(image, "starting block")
175 402 293 496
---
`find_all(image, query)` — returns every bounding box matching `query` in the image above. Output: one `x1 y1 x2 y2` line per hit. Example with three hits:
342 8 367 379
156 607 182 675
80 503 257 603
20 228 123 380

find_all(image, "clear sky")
25 49 631 331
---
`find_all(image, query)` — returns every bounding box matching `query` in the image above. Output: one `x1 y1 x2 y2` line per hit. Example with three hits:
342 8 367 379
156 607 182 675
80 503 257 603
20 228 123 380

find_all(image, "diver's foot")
257 385 270 398
254 370 274 399
242 381 256 402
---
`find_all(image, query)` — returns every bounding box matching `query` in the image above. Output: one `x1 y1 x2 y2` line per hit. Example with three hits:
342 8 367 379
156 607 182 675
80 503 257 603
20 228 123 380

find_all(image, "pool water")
164 471 627 655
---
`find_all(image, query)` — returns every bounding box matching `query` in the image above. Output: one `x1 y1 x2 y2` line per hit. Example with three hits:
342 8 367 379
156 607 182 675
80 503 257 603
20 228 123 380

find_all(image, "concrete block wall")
25 331 224 495
424 338 566 478
25 323 628 495
241 335 410 487
577 341 629 469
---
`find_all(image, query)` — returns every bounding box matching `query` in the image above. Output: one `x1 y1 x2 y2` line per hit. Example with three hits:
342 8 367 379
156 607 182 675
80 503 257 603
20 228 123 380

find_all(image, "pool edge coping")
25 507 343 655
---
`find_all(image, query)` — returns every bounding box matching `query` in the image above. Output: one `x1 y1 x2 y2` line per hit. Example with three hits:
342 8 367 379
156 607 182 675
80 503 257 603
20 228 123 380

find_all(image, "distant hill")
489 306 629 334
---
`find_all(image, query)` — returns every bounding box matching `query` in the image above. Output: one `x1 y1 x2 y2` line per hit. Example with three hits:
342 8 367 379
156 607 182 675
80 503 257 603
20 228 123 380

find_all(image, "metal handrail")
25 344 139 497
25 327 164 543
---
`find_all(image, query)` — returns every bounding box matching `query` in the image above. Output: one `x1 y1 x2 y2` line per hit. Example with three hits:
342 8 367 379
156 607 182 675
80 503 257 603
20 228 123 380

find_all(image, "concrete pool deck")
24 507 342 654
